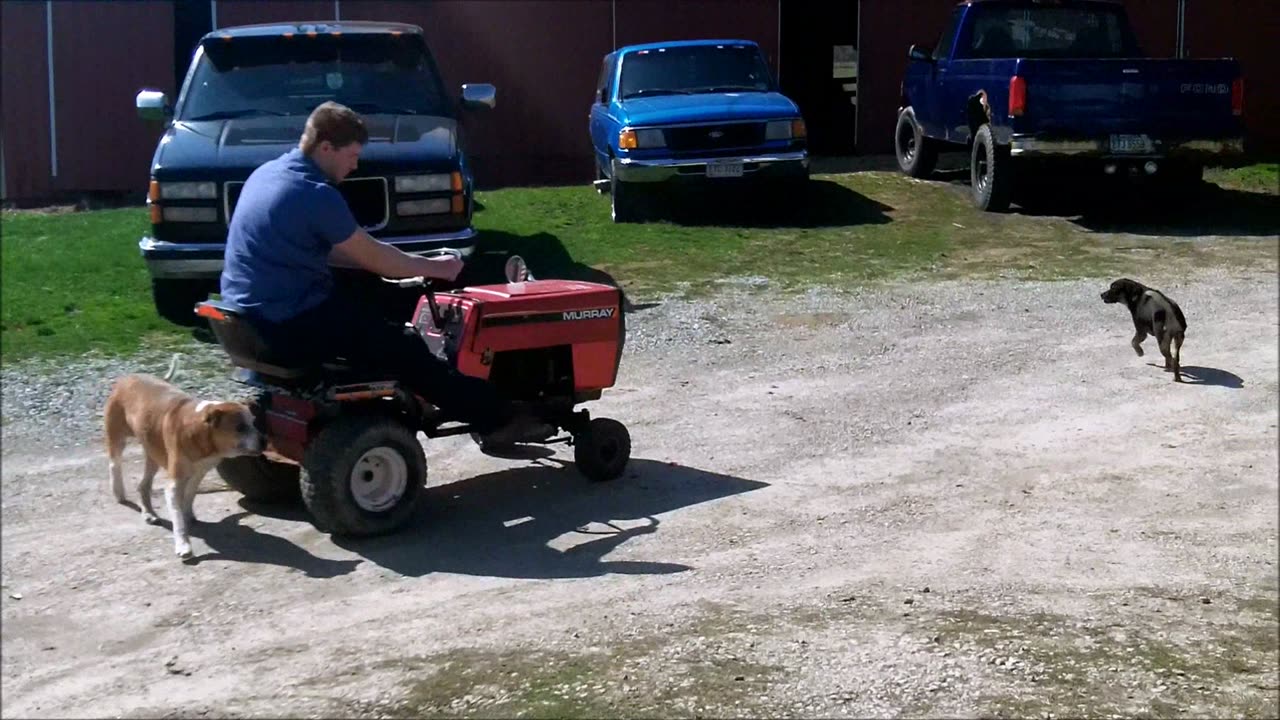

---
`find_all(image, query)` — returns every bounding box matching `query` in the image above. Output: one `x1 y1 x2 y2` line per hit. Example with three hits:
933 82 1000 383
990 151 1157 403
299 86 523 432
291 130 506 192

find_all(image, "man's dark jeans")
250 289 511 434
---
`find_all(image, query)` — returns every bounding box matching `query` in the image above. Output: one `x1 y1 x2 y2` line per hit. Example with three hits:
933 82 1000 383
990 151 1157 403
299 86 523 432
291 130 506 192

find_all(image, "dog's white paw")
175 543 193 559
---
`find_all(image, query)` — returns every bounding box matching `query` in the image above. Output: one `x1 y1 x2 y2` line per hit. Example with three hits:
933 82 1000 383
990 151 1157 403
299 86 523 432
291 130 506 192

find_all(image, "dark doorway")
174 0 214 91
779 0 859 155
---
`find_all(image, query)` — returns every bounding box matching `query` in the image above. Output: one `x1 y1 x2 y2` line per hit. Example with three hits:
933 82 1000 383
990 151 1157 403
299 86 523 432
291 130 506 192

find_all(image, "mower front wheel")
301 417 425 537
573 417 631 482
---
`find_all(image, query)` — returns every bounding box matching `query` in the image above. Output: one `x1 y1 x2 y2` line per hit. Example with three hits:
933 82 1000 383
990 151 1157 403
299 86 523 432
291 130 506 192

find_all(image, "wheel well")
966 91 991 142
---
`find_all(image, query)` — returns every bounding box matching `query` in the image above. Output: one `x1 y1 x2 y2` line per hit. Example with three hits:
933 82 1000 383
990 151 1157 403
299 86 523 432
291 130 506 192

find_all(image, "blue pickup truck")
588 39 809 222
896 0 1246 211
134 21 494 326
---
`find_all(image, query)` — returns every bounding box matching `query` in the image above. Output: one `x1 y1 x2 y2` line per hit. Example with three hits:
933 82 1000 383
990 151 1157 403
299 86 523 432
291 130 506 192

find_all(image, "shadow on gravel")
326 457 769 579
184 510 362 578
1147 363 1245 388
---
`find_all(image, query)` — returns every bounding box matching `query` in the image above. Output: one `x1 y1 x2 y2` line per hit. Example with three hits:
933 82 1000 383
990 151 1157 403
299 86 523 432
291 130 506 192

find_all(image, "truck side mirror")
908 44 935 63
461 83 496 110
136 89 172 121
598 87 608 105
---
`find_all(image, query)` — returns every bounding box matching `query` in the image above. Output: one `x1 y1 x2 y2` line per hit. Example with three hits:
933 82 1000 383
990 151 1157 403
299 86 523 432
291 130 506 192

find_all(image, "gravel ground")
2 268 1277 718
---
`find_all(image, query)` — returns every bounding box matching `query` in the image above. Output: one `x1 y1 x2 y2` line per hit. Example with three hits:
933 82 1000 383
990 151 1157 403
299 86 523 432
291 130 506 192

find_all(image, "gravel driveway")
2 267 1277 718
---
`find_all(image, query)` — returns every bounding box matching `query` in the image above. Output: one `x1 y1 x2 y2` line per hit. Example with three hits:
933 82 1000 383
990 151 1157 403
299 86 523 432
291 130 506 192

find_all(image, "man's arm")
330 228 462 281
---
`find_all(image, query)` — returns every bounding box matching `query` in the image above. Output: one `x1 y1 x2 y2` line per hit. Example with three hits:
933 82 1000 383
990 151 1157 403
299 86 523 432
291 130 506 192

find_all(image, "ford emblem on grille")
709 130 724 139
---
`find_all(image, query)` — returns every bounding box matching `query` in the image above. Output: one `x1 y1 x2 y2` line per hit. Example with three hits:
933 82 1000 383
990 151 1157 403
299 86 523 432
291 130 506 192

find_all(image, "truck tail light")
1009 76 1027 117
1231 77 1244 116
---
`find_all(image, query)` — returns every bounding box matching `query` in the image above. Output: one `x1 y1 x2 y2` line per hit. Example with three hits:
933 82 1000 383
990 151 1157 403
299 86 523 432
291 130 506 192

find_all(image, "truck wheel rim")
899 124 916 163
976 146 990 192
350 447 408 513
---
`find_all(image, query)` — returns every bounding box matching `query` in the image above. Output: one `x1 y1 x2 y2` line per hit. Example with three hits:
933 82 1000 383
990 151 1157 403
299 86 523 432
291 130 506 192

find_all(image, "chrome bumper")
612 151 809 183
1010 136 1246 158
140 228 479 279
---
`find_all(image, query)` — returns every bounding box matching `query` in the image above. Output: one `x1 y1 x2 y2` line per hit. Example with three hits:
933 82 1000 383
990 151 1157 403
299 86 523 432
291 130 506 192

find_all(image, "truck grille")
664 121 765 152
224 176 389 231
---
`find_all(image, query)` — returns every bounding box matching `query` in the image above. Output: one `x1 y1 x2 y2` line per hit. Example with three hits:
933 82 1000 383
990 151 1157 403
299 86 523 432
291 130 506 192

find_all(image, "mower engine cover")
414 279 625 394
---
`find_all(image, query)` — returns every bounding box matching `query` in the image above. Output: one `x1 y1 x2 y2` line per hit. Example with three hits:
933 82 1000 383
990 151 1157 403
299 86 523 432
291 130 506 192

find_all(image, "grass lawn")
3 163 1276 362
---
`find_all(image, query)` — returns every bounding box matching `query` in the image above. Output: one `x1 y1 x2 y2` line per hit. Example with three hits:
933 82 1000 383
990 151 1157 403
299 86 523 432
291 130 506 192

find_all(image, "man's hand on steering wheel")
421 253 464 282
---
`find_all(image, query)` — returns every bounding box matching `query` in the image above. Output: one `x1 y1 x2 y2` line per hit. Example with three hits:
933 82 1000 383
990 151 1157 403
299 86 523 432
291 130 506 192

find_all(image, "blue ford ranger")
588 39 809 222
135 21 494 326
896 0 1246 211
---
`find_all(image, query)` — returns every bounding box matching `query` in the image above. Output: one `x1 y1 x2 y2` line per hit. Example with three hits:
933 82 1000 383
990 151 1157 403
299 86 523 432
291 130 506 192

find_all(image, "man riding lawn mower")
202 101 631 538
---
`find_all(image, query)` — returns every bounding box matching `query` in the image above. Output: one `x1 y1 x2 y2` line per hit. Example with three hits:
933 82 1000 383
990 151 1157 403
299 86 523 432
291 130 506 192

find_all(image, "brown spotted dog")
103 356 264 558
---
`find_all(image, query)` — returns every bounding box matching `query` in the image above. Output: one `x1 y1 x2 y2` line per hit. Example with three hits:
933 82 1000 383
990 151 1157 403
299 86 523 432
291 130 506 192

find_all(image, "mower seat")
195 300 350 385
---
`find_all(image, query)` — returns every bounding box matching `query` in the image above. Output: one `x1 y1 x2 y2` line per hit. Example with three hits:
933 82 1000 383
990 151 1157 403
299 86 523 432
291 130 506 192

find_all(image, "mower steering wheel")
379 248 465 288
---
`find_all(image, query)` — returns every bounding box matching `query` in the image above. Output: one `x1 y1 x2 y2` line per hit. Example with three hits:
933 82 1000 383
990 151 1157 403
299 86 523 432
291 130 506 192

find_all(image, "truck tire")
217 455 301 503
152 279 213 328
596 164 610 195
970 123 1012 212
611 180 643 223
895 107 938 178
573 417 631 482
301 417 425 537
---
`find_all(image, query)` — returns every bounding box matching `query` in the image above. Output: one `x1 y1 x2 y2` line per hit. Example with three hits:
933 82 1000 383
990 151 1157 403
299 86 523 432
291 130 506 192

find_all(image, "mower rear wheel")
573 417 631 482
300 417 425 537
216 455 301 504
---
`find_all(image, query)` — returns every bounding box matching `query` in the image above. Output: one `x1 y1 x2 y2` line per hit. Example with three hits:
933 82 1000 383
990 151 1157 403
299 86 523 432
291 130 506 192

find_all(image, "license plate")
1110 134 1153 154
706 161 744 178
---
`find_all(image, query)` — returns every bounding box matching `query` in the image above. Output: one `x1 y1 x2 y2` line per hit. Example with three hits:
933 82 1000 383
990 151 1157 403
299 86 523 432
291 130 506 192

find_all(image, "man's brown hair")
300 101 369 154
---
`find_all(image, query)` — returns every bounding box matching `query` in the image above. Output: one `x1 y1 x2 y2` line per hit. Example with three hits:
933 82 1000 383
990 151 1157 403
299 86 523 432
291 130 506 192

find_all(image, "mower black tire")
573 417 631 482
300 417 425 537
216 455 301 504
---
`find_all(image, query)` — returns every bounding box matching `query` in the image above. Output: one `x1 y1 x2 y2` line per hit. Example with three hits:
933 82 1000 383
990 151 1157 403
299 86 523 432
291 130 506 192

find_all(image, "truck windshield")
619 45 774 99
179 34 450 121
964 4 1141 59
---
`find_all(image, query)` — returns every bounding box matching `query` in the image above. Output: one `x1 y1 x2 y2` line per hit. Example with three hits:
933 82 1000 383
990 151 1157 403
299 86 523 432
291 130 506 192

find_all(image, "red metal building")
2 0 1276 204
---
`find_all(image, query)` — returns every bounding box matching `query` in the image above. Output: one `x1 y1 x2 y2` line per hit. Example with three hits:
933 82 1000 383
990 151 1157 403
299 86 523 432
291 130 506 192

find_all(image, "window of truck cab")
956 3 1141 59
177 33 451 121
596 54 615 103
618 44 774 100
932 8 963 62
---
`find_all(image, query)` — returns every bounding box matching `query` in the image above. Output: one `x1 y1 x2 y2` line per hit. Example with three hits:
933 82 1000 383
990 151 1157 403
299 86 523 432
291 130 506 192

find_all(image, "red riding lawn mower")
195 255 631 538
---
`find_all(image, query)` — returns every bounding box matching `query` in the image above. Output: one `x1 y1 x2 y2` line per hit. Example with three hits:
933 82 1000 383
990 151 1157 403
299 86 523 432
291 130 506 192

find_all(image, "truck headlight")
619 128 665 149
766 119 806 140
157 181 217 200
395 174 455 193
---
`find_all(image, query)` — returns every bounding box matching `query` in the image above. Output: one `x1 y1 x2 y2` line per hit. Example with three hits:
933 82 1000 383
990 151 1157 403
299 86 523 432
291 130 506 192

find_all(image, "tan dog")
103 355 265 559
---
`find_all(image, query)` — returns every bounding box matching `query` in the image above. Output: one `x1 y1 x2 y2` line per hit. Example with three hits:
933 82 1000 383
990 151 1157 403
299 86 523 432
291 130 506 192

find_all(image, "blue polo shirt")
220 148 359 324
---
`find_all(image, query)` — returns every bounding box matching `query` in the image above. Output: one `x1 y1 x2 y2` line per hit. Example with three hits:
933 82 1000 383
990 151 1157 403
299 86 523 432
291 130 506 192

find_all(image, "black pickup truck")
135 21 494 326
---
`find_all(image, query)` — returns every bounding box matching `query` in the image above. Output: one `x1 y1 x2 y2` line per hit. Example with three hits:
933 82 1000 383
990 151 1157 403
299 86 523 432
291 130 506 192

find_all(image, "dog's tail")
163 353 181 382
